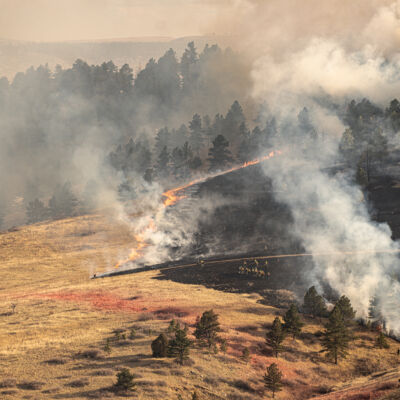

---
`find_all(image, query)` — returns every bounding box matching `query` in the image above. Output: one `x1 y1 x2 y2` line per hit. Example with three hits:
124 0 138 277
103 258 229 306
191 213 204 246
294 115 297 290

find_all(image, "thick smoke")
2 0 400 333
237 0 400 333
0 42 251 227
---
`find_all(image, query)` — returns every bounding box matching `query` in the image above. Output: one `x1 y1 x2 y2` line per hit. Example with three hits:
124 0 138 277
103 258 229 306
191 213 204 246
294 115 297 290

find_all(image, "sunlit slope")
0 214 399 399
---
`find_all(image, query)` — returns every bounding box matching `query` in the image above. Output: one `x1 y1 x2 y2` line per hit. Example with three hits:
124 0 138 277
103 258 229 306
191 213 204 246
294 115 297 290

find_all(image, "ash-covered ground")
149 157 400 299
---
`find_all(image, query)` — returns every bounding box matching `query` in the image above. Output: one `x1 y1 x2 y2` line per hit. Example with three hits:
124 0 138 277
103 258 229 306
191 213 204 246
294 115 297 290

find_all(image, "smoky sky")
0 0 230 42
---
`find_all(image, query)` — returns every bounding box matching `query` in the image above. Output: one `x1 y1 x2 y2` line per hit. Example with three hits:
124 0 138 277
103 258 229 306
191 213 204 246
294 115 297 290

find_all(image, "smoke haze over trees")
2 0 400 338
0 41 250 227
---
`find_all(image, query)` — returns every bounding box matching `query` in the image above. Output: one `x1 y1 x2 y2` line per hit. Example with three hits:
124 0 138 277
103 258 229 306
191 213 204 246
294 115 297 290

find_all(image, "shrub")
233 380 254 392
376 331 390 349
241 347 250 363
18 381 44 390
66 379 89 388
151 333 169 357
115 368 136 391
0 379 16 388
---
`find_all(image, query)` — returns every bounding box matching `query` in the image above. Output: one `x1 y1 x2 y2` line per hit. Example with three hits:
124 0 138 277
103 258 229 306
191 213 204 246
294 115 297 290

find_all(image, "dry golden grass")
0 214 399 399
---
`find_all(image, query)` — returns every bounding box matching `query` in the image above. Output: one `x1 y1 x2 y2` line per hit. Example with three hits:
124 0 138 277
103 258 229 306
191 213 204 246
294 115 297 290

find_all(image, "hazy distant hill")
0 35 230 79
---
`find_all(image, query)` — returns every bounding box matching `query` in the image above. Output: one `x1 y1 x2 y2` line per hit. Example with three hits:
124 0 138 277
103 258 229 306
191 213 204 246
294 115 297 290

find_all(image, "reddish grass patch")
26 290 192 317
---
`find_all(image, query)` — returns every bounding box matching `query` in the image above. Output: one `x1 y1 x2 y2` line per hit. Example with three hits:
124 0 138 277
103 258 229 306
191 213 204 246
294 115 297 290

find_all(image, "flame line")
162 151 280 207
114 151 281 269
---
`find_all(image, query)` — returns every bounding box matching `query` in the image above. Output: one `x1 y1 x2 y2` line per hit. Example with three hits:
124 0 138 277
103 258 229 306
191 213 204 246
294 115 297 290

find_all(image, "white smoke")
247 1 400 333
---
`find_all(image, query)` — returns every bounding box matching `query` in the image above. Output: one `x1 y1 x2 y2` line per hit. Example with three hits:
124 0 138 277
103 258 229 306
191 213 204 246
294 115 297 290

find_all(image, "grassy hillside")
0 214 399 399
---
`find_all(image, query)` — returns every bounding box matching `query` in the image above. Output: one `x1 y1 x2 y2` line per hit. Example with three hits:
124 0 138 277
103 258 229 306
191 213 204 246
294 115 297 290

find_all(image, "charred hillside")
192 164 299 257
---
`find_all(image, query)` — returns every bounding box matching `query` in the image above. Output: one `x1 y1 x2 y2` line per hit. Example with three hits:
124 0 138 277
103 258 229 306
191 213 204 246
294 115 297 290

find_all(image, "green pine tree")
167 319 177 334
321 307 352 364
264 363 283 399
220 338 227 354
303 286 327 318
376 331 389 349
207 134 234 172
168 328 192 365
283 304 304 339
266 317 286 357
194 309 221 348
335 295 356 326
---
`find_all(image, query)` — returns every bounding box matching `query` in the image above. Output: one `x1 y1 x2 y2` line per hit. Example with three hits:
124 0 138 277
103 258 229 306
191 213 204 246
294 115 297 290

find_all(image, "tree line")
108 99 274 188
339 98 400 186
0 41 248 227
2 37 400 228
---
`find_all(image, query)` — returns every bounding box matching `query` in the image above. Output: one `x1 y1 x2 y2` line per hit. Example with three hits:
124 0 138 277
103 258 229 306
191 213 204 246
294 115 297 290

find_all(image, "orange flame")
114 151 280 268
162 151 280 207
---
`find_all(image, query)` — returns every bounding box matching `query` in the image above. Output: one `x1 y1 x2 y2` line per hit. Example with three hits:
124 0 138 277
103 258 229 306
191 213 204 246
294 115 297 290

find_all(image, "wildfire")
114 218 156 268
114 151 280 269
162 151 280 207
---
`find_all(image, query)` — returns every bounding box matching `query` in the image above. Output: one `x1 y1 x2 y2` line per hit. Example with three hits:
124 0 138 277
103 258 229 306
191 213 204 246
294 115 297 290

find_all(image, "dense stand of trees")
107 98 274 186
338 98 400 186
0 41 251 227
1 39 400 229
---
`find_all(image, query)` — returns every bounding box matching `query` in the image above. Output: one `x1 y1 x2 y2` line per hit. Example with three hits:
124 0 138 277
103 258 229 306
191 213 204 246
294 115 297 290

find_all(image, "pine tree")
220 338 227 354
181 41 198 93
168 328 192 365
376 331 389 349
207 134 234 172
115 368 136 391
303 286 327 319
266 317 286 357
189 114 203 153
335 295 356 326
167 319 177 334
222 100 245 143
26 198 49 224
283 304 304 339
155 127 170 156
368 296 383 327
171 146 184 179
194 309 221 348
156 48 181 105
48 182 78 220
155 146 170 180
321 307 351 364
264 363 283 399
151 333 169 357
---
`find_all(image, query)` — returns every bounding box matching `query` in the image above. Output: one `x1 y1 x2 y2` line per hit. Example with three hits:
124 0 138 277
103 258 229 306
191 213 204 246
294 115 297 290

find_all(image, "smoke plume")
235 0 400 333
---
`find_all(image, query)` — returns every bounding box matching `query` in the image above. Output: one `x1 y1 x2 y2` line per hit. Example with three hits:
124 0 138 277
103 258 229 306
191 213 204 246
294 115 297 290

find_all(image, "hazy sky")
0 0 229 42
